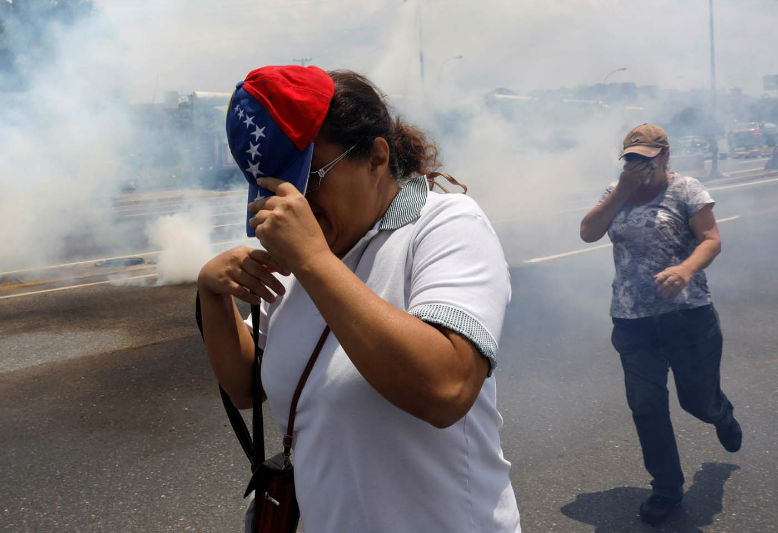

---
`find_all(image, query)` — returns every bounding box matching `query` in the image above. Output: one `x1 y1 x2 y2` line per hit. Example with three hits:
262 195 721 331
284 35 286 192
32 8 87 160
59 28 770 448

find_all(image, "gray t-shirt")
601 174 715 318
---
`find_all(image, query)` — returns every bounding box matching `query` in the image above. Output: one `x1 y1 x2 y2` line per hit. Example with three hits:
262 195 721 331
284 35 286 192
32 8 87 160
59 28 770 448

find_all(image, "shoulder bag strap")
425 171 468 194
250 304 265 467
277 230 373 457
195 291 259 468
282 326 331 459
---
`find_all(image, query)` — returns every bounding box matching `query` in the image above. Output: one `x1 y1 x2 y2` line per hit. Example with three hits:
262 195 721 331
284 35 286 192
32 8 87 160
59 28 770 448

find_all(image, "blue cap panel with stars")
226 81 315 237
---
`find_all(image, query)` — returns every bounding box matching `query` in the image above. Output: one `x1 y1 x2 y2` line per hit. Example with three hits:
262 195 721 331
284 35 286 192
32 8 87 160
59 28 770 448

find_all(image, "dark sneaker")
639 494 682 526
716 417 742 452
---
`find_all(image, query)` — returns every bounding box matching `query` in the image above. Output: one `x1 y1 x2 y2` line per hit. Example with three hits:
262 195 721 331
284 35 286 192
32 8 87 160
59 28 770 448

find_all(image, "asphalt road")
2 174 777 532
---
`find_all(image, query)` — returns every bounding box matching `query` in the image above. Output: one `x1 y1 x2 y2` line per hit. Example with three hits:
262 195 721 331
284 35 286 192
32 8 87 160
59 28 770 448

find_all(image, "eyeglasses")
307 144 357 192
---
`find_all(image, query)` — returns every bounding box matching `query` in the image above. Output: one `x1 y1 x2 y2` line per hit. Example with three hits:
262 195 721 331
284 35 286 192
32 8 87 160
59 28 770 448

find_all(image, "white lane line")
0 273 158 300
509 175 778 222
211 223 244 229
507 173 778 221
115 189 240 206
726 165 769 175
0 238 255 277
709 177 778 192
0 239 258 300
523 215 740 264
212 238 256 247
0 251 160 276
120 209 244 219
524 243 612 263
704 171 778 187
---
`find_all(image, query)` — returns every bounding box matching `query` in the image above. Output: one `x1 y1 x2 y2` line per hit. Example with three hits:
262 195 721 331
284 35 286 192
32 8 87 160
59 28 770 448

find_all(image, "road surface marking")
704 170 778 186
0 238 255 298
0 238 253 278
496 173 777 223
0 265 155 292
725 165 769 175
524 243 613 263
211 223 244 229
0 273 158 300
709 177 778 192
0 251 160 277
523 215 740 264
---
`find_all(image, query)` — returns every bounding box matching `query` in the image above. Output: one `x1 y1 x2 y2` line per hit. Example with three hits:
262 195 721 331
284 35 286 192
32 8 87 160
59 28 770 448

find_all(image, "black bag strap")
195 292 330 496
219 385 255 466
250 304 264 467
195 292 258 468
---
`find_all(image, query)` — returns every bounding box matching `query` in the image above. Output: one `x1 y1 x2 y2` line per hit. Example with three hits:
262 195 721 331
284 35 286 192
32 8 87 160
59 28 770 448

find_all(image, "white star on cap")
245 160 263 179
246 142 261 160
250 126 266 141
243 115 255 128
236 107 244 119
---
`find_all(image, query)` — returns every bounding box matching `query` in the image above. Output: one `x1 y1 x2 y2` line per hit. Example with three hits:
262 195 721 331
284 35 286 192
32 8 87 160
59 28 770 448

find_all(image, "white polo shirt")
247 176 520 532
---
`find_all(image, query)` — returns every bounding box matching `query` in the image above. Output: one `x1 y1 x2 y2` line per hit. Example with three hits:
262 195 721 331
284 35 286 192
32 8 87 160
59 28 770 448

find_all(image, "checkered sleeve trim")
410 303 499 375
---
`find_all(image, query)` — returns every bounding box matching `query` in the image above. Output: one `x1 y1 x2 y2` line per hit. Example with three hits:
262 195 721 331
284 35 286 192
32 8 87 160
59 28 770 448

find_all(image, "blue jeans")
611 305 733 500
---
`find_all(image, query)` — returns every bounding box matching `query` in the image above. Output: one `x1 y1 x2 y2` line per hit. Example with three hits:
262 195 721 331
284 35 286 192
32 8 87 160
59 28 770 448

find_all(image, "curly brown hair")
319 70 440 181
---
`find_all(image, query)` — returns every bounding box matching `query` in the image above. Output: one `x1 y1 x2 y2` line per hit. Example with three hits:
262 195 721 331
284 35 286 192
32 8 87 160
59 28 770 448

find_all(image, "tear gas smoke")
147 205 214 285
0 5 132 272
2 0 776 286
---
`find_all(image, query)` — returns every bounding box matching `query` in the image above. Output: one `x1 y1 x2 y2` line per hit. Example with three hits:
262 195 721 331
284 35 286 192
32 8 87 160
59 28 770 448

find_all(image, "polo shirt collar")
379 175 428 230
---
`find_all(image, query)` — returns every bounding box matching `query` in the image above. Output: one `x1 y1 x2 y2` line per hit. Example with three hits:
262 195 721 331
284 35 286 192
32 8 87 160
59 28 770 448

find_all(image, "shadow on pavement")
560 462 739 532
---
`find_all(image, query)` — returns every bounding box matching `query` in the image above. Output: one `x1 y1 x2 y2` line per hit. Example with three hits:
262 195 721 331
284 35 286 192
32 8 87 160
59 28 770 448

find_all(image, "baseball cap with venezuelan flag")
226 65 334 237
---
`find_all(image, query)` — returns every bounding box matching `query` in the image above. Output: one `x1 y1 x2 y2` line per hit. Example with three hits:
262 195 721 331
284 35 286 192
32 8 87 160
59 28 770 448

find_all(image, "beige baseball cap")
619 123 669 159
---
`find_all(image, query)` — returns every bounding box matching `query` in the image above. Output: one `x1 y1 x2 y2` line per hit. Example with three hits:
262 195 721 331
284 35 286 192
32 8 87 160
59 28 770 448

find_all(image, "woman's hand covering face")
619 158 654 191
197 246 288 305
249 177 332 274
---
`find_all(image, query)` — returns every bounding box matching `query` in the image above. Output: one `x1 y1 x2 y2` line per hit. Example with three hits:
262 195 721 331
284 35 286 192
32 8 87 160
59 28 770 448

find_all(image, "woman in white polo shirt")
198 69 520 532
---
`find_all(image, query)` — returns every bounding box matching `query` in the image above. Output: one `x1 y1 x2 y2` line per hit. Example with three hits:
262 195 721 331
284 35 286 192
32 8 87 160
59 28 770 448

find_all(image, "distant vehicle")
675 136 728 160
728 126 769 159
762 122 778 146
763 123 778 170
678 136 710 155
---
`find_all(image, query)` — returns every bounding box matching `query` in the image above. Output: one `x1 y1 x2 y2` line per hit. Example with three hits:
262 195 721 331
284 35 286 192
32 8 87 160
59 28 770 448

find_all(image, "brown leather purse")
251 452 298 532
195 294 330 533
247 322 330 533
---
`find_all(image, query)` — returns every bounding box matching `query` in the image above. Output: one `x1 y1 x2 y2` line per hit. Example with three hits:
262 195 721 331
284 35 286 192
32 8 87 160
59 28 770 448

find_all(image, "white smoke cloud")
4 0 776 278
0 8 132 271
147 203 214 285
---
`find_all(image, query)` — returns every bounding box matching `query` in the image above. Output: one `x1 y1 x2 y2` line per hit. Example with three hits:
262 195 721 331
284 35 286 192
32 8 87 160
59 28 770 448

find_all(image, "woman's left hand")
249 177 331 273
654 265 692 297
